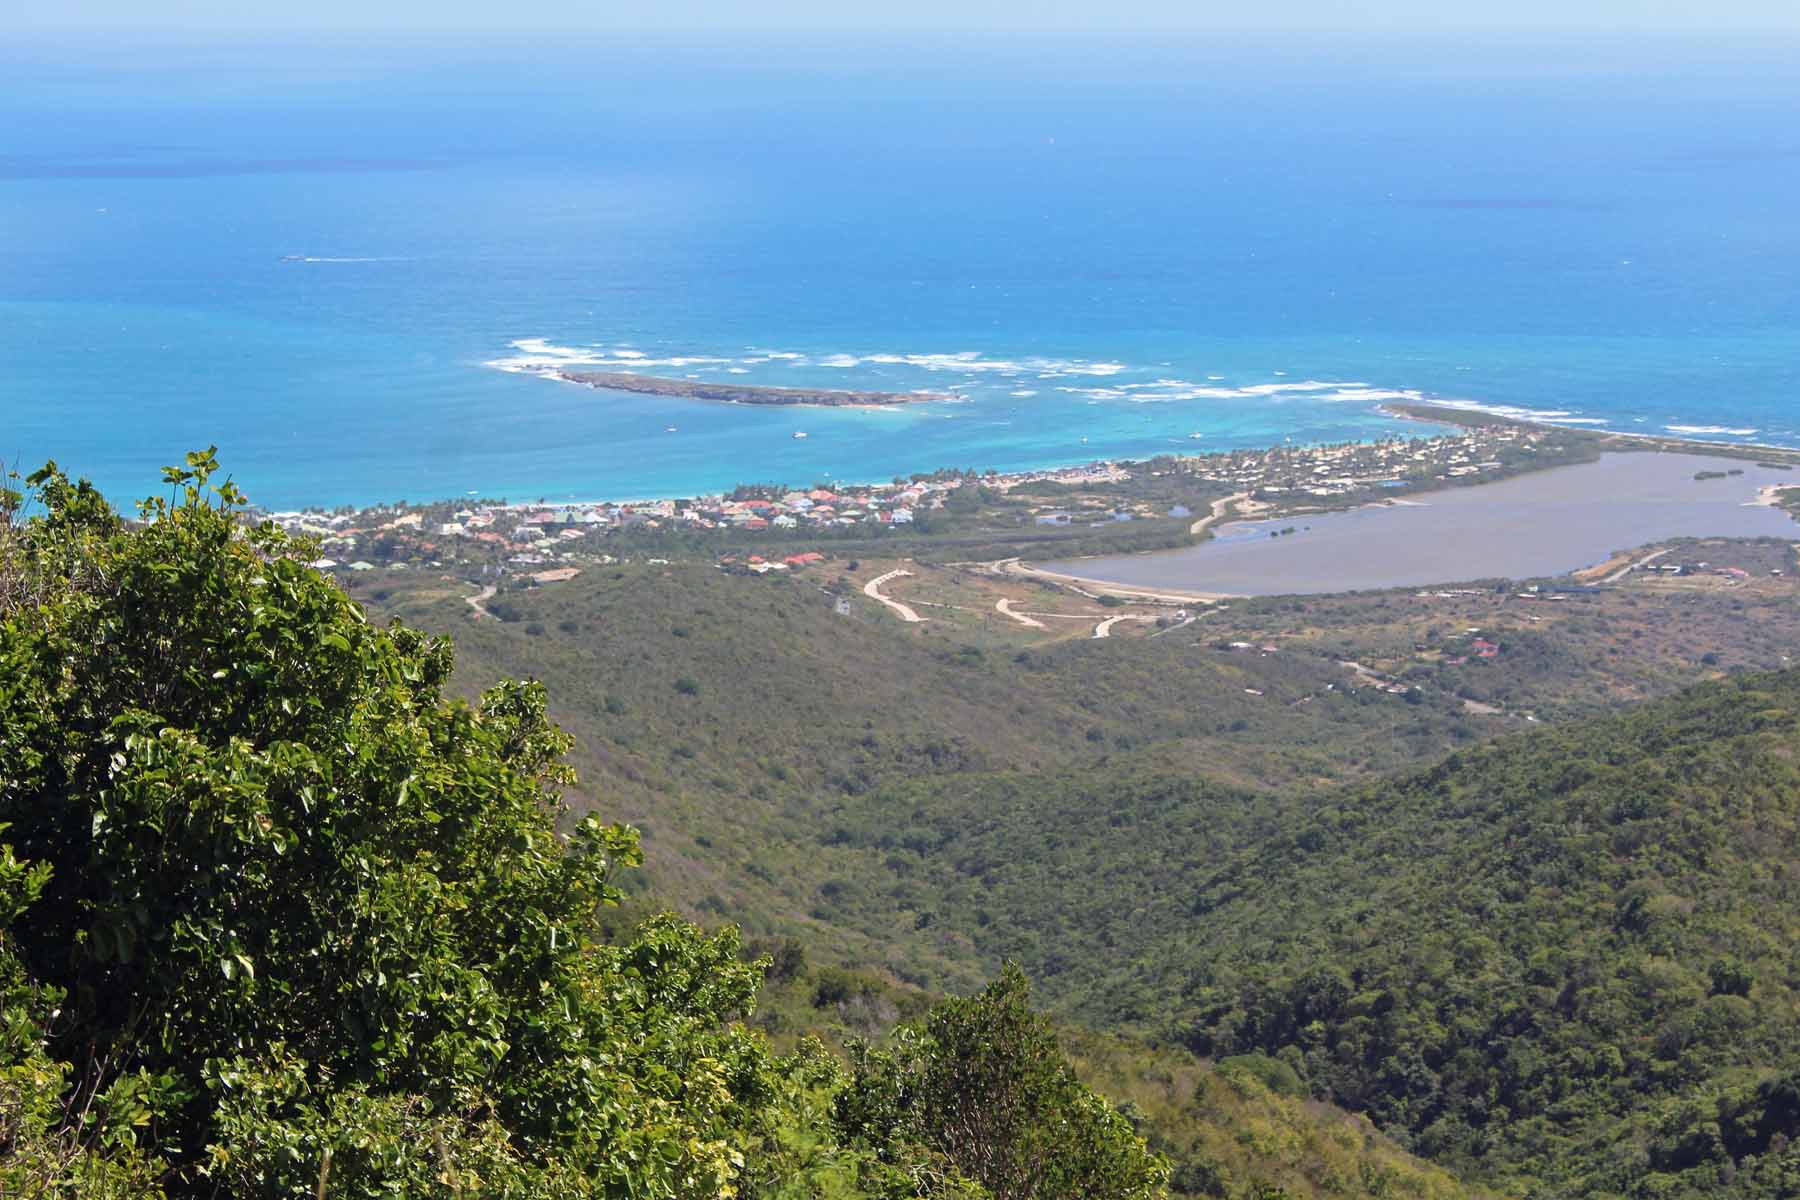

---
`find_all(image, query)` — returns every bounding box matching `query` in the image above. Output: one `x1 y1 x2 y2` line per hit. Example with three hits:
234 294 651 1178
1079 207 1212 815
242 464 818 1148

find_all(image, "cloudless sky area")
16 0 1800 32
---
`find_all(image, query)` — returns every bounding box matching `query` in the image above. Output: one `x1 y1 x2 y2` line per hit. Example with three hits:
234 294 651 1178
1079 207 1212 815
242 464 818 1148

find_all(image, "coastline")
267 392 1800 604
275 394 1800 533
1376 401 1800 460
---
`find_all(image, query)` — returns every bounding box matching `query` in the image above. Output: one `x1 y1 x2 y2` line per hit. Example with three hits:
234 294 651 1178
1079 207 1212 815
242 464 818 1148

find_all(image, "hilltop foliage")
18 449 1800 1199
0 456 1162 1199
754 962 1486 1200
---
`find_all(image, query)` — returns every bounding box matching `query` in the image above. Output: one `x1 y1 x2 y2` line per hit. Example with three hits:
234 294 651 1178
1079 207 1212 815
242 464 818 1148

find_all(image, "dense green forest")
828 673 1800 1195
1175 672 1800 1196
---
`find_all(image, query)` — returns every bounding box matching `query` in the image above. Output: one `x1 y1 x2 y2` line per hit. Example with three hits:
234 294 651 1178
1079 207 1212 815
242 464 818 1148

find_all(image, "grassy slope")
366 564 1497 987
357 562 1800 1195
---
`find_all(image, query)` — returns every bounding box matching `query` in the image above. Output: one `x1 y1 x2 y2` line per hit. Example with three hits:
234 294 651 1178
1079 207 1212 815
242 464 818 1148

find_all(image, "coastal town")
260 418 1583 585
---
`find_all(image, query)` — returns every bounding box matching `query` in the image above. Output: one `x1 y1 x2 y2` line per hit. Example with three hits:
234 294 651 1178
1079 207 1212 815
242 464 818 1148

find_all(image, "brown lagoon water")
1046 452 1800 596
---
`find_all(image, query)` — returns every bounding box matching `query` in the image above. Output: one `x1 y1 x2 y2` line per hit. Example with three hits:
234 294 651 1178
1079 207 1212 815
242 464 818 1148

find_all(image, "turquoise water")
4 34 1800 507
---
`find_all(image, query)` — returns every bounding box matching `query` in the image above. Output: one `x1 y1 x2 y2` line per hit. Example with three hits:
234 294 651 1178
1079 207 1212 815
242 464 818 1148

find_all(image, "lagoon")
1044 452 1800 596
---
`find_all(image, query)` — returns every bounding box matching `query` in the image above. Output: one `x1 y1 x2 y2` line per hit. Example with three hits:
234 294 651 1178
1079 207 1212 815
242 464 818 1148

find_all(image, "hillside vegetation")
0 458 1163 1198
365 565 1500 986
1176 670 1800 1197
0 456 1499 1200
354 544 1800 1197
835 672 1800 1196
754 962 1486 1200
18 453 1800 1196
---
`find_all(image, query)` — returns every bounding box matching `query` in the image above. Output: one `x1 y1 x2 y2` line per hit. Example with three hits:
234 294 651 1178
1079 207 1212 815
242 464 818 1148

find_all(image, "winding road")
994 598 1047 629
1092 613 1156 639
864 569 928 623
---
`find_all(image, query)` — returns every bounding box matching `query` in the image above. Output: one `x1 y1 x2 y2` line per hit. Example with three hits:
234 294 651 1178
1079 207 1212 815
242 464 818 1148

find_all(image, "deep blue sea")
4 33 1799 508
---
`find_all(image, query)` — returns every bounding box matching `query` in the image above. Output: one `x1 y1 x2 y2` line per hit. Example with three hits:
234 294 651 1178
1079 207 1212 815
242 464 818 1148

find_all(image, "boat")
665 426 678 433
792 431 808 439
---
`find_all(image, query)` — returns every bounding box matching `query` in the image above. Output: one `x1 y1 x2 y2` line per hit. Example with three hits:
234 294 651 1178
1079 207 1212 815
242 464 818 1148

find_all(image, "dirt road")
994 598 1047 629
1191 490 1252 536
864 569 928 623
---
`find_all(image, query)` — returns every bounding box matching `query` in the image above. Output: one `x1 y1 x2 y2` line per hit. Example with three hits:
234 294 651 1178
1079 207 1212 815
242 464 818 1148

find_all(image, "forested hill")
1171 669 1800 1195
344 527 1800 1195
817 668 1800 1196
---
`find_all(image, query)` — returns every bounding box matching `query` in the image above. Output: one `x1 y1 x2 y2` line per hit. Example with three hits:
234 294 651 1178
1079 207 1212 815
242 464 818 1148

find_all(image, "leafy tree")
0 454 837 1196
0 454 1170 1199
836 965 1167 1200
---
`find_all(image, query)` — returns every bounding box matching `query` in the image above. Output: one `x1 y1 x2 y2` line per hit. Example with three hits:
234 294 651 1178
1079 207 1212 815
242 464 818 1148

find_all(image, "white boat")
665 426 678 433
792 431 808 439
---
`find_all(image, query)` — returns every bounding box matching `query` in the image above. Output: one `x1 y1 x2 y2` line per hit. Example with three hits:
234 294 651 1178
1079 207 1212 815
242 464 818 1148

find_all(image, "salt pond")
1045 452 1800 596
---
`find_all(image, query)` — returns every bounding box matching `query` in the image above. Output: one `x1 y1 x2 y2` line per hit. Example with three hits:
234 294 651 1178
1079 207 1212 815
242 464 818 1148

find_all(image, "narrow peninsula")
559 370 947 407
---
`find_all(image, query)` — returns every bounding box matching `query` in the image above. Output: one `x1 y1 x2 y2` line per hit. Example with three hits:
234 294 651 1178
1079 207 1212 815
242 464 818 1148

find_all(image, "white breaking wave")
492 339 1142 381
1324 387 1427 403
1666 424 1759 437
487 338 734 374
1052 378 1414 405
497 340 1743 441
816 350 1132 376
1407 398 1609 426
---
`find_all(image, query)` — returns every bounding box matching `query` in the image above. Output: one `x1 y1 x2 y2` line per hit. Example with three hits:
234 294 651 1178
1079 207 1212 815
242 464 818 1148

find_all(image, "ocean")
4 32 1799 508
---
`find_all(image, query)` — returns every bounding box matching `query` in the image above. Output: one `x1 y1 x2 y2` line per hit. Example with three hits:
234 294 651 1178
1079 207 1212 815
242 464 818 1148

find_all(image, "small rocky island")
558 370 947 407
